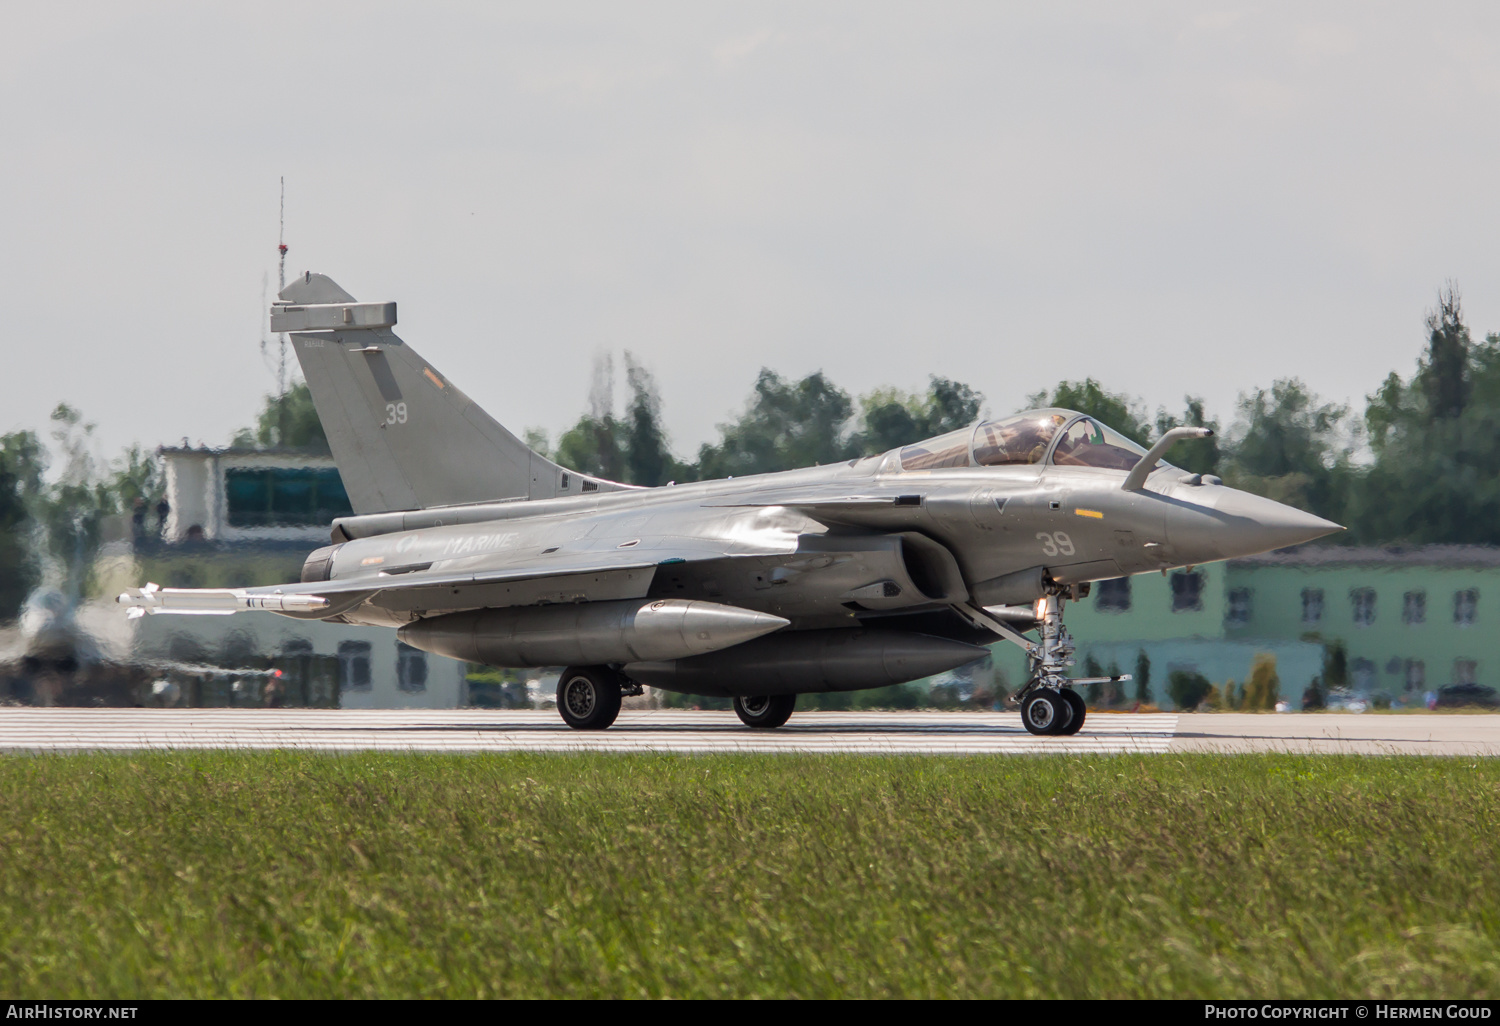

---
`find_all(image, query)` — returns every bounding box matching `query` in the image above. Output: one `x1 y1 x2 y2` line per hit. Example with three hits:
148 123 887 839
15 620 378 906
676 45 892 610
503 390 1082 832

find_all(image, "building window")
225 467 354 528
338 641 372 690
1170 571 1203 612
1453 659 1478 686
1095 578 1131 613
1352 657 1376 693
1454 589 1478 627
1225 588 1253 626
397 642 428 692
1404 660 1425 693
1350 587 1376 627
1402 590 1426 625
1301 588 1324 624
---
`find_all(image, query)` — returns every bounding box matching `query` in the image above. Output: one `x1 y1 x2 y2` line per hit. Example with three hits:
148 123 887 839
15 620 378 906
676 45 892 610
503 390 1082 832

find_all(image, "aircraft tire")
1021 690 1067 736
1058 689 1086 735
733 693 796 729
557 666 623 730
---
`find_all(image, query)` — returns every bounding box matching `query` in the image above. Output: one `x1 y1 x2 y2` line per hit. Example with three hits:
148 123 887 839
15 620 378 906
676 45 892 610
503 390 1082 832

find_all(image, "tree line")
2 285 1496 623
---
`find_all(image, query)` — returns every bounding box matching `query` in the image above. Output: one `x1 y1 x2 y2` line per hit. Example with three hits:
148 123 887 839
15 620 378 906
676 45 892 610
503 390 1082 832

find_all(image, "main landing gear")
953 588 1130 738
556 667 800 731
556 665 640 730
733 694 796 729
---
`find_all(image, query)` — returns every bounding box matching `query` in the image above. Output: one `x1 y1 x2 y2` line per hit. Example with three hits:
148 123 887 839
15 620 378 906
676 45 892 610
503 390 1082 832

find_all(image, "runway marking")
0 709 1178 755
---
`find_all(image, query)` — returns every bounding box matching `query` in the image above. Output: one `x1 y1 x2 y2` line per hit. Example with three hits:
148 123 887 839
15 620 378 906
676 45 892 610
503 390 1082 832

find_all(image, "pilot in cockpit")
972 413 1068 466
1049 417 1146 471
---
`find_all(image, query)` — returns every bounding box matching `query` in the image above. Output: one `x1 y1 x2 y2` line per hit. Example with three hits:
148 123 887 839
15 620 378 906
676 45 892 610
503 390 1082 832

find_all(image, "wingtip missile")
117 583 330 617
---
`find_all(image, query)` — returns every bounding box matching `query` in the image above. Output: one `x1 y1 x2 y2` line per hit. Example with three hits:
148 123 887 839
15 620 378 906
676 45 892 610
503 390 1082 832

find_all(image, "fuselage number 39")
1036 531 1075 557
385 402 408 425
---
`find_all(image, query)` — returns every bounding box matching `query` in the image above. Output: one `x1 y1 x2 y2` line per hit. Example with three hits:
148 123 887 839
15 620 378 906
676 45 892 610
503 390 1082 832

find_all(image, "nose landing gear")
955 589 1127 737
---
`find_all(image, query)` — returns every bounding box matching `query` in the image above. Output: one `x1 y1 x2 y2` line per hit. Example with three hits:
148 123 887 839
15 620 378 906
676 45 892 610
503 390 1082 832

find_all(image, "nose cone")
1166 488 1343 562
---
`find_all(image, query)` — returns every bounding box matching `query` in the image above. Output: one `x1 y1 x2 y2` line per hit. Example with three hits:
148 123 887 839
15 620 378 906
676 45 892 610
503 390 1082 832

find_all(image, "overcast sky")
3 2 1498 463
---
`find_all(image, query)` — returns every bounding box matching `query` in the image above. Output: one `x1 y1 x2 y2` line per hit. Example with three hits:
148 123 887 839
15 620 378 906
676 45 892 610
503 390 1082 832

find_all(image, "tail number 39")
385 402 408 425
1036 531 1075 557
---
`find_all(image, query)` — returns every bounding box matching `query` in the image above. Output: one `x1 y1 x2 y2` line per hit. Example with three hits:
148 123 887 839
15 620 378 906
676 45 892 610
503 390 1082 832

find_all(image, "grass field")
1 752 1497 999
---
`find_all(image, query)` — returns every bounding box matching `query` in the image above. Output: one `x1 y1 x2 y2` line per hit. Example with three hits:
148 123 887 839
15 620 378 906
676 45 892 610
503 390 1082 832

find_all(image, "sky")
2 2 1498 465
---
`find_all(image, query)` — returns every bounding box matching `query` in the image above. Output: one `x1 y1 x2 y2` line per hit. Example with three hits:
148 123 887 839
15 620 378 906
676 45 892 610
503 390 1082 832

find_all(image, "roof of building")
1231 545 1500 569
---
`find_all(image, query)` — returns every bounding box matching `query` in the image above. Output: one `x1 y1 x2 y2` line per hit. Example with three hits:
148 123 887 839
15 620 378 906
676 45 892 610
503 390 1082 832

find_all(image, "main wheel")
556 666 623 730
734 693 796 729
1058 688 1086 735
1021 690 1067 736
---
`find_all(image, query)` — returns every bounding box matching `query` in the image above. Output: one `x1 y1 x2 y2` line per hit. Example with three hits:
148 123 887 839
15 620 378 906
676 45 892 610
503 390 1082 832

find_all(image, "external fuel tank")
397 598 789 667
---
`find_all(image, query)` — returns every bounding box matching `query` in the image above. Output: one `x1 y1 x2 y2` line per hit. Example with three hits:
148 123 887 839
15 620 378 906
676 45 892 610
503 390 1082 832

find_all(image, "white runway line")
0 709 1178 755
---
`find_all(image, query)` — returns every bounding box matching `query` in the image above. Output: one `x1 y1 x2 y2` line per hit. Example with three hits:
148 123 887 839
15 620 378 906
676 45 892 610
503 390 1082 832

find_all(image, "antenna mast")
276 177 289 402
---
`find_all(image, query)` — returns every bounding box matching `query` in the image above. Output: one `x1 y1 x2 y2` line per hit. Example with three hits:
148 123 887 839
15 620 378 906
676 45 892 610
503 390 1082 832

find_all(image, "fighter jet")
119 273 1341 735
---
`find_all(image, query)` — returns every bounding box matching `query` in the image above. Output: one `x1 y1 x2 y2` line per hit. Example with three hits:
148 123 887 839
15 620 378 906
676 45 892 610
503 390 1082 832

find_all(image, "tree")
554 352 682 486
1134 648 1152 705
856 389 923 455
1223 378 1351 521
1352 286 1500 544
1167 670 1212 711
621 354 676 486
927 377 985 435
1421 284 1470 419
853 377 984 455
1241 653 1281 711
1322 639 1347 693
556 354 625 481
556 415 624 481
695 370 857 478
110 444 162 512
0 430 44 620
233 382 330 452
1 405 171 612
522 428 552 459
38 404 115 601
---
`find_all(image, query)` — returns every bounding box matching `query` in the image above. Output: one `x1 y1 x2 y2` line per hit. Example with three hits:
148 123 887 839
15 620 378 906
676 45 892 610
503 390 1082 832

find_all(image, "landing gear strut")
954 588 1128 738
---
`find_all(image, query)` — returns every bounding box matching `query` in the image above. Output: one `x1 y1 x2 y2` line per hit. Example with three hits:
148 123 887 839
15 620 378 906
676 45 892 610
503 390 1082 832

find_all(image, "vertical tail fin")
274 272 625 514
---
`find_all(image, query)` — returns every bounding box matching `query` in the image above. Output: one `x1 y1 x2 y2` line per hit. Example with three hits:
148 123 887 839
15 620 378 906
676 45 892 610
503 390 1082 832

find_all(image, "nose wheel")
1021 690 1065 735
1020 688 1086 736
1058 688 1086 734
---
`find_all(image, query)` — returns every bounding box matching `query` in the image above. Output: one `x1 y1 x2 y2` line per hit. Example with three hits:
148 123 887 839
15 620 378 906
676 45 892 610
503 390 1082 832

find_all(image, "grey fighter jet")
119 273 1341 735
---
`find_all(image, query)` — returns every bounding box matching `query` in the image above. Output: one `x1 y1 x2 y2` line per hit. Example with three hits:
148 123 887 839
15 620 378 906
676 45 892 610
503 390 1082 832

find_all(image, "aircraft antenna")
276 176 288 405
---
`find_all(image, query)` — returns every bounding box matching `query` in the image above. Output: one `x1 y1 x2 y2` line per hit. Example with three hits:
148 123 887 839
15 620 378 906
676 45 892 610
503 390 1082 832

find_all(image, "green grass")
1 752 1498 998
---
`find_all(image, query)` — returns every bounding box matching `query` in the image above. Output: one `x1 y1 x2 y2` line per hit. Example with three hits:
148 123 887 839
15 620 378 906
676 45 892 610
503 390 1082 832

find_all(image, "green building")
987 546 1500 710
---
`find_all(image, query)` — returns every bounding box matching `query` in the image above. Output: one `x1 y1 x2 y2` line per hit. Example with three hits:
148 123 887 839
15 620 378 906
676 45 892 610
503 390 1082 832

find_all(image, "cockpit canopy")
898 409 1153 472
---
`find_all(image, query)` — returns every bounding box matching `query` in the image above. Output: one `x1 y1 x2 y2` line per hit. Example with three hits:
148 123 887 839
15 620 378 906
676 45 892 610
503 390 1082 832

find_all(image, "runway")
0 708 1497 755
0 708 1172 754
